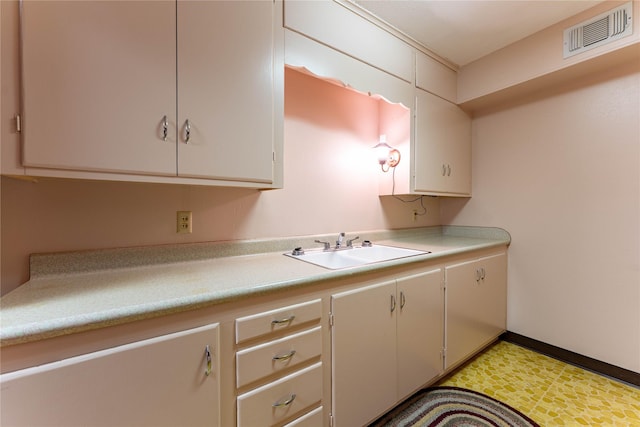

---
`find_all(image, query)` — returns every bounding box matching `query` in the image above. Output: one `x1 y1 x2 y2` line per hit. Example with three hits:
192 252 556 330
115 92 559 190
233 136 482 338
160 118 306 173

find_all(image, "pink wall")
0 68 440 294
442 63 640 372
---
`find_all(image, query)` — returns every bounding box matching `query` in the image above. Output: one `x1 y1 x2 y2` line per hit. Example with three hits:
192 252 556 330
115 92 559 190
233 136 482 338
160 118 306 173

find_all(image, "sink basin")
284 245 430 270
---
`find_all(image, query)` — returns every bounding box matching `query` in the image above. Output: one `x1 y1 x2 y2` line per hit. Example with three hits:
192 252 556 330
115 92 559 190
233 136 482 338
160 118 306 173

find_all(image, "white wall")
1 69 440 294
442 62 640 372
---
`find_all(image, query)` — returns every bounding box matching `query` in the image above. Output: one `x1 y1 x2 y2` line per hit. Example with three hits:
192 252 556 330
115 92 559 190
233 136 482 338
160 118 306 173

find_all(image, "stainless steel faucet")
314 239 331 250
316 232 359 251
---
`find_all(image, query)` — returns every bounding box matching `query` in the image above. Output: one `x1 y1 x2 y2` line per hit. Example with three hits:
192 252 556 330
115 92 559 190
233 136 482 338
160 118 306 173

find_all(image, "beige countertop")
0 226 510 347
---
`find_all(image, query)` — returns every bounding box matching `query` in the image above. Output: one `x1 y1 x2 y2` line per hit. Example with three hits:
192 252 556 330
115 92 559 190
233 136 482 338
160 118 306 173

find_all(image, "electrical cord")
390 165 428 216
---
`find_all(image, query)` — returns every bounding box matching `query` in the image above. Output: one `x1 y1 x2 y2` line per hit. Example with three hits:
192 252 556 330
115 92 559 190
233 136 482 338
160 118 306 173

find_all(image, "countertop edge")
2 226 510 348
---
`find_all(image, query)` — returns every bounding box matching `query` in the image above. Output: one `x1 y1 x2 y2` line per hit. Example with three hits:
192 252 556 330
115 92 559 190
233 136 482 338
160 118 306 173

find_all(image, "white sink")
284 244 429 270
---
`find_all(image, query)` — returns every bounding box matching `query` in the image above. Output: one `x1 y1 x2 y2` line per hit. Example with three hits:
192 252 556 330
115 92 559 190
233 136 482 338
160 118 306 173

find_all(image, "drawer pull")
204 345 212 376
271 315 295 326
272 393 297 408
161 115 168 141
184 119 191 143
272 350 296 362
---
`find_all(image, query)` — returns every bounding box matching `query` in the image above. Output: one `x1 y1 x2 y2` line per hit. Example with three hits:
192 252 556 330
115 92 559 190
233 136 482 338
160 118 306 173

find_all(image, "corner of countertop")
441 225 511 244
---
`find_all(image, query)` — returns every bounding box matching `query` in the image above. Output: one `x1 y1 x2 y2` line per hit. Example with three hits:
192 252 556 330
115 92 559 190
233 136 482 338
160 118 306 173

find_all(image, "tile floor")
437 341 640 426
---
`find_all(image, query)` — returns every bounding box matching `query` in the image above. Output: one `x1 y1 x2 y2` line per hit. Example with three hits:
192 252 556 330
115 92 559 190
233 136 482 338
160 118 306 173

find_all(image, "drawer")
236 326 322 388
237 362 322 427
236 299 322 344
283 406 323 427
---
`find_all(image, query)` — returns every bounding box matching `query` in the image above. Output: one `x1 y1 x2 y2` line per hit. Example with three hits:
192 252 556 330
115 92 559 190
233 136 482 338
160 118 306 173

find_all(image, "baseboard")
501 331 640 387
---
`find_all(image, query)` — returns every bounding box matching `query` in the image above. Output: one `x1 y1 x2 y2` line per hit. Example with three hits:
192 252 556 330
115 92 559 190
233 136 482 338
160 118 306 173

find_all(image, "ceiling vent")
563 1 633 59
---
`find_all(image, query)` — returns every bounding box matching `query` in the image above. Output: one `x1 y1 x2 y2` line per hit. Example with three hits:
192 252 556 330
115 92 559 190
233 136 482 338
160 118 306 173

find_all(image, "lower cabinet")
0 247 508 427
330 268 444 427
445 252 508 369
235 299 324 427
237 363 323 426
0 323 220 427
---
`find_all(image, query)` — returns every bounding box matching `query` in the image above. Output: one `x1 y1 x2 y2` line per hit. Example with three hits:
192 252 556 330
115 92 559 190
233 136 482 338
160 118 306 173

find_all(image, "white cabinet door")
415 51 457 103
177 1 275 183
414 89 472 196
0 323 220 427
331 280 397 427
331 269 445 426
445 252 507 369
397 268 444 398
21 1 177 176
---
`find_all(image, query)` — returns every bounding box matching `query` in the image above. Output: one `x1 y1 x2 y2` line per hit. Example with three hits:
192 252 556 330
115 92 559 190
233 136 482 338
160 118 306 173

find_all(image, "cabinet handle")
442 164 447 176
161 115 168 141
447 164 452 176
204 345 212 376
390 295 396 313
400 291 406 309
183 119 191 143
271 315 295 326
273 393 297 408
481 267 486 280
273 350 296 362
476 268 482 282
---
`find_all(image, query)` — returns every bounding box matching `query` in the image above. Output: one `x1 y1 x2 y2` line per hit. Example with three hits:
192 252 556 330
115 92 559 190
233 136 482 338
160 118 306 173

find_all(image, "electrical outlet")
177 211 192 234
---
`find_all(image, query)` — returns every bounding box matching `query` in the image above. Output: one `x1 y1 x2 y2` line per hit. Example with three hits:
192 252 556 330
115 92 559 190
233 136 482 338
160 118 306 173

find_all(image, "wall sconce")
373 135 401 172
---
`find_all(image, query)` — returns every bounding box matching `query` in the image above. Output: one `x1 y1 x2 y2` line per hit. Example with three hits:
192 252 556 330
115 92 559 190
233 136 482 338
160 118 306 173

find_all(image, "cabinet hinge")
15 114 22 133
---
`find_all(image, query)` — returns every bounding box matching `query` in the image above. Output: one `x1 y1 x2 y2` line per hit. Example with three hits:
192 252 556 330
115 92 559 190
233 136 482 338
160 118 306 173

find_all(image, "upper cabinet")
176 2 278 184
413 90 472 196
416 51 457 103
20 1 176 177
284 0 413 83
284 0 472 198
284 30 414 109
18 1 283 188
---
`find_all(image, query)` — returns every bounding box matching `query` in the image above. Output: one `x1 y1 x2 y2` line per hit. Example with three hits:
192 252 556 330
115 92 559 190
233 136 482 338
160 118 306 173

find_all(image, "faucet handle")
314 239 331 251
346 236 360 247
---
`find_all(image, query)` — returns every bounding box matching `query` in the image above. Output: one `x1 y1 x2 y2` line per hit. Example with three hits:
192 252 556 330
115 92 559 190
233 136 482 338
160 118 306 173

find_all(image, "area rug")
369 386 540 427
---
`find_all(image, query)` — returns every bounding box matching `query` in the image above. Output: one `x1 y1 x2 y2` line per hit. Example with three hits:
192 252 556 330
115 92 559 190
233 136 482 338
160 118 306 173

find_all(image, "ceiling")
354 0 603 66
